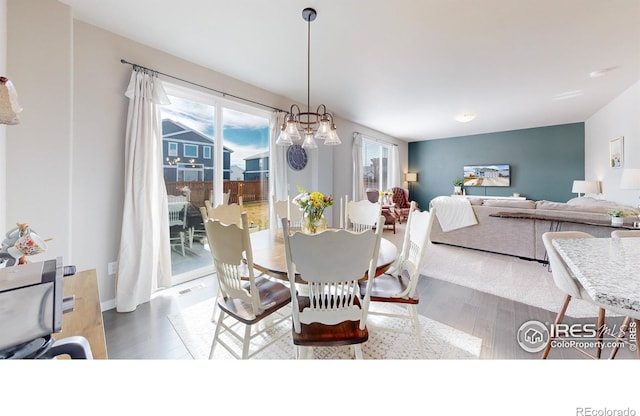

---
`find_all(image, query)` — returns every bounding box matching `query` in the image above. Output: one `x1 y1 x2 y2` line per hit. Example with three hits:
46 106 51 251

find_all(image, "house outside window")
203 146 211 159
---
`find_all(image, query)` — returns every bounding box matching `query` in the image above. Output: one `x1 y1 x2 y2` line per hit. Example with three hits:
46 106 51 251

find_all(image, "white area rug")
421 241 604 318
168 300 482 360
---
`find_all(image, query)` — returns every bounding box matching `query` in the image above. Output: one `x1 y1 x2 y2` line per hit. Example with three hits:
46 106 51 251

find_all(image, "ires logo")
550 323 598 338
517 321 602 353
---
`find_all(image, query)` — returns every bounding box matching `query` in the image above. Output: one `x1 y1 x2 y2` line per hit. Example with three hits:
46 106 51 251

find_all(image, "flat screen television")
463 164 510 187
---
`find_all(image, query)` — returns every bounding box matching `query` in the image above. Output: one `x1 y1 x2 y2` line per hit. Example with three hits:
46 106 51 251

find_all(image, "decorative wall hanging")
609 136 623 168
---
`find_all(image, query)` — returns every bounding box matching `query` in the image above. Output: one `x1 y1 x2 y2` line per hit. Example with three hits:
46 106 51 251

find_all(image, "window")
362 139 392 191
159 82 271 286
183 144 198 158
168 142 178 156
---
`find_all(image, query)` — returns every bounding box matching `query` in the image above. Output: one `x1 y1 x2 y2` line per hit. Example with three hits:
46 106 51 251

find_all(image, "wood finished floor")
102 269 635 360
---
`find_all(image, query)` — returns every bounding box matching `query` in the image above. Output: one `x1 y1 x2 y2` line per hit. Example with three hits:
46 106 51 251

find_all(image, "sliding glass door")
160 83 271 285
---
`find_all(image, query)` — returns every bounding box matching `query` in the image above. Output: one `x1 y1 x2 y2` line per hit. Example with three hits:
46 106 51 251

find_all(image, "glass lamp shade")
314 117 331 139
302 131 317 149
275 127 293 146
285 119 301 142
323 125 341 145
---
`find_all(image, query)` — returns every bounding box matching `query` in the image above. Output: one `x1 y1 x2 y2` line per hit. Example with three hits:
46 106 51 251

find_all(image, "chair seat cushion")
360 274 419 304
217 276 291 325
291 296 368 346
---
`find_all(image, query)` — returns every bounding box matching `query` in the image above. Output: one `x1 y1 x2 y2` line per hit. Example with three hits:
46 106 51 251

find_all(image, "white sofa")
429 197 640 262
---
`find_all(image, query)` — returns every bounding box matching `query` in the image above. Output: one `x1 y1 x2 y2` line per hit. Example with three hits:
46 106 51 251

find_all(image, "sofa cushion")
482 199 537 209
567 197 618 207
538 199 639 215
466 197 484 206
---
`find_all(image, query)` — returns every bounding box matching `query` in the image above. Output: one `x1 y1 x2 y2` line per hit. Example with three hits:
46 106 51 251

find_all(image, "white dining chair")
204 212 292 359
541 231 606 359
611 229 640 238
168 195 189 256
361 201 429 358
200 201 244 226
346 198 381 232
281 215 384 359
273 195 303 230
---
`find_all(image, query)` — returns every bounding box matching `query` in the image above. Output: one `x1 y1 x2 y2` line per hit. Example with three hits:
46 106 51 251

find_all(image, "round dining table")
249 228 399 282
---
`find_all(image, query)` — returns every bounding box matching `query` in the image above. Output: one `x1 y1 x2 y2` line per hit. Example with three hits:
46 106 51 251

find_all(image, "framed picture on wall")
609 136 623 168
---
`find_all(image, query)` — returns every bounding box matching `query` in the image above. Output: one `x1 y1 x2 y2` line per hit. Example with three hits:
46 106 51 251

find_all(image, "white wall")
585 81 640 207
0 0 7 231
6 0 406 309
6 0 73 262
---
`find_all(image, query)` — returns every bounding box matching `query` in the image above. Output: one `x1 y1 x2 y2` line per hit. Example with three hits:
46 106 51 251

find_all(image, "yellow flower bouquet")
293 186 335 234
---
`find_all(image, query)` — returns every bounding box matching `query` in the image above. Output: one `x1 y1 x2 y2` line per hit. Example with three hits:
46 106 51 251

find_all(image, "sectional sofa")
429 197 640 262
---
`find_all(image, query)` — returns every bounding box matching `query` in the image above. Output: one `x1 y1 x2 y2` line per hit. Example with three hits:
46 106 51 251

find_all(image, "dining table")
552 237 640 357
249 228 399 283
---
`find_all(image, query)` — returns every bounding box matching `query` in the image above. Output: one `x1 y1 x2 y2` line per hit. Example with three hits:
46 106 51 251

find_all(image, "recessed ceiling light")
455 113 478 123
553 90 583 100
589 66 619 78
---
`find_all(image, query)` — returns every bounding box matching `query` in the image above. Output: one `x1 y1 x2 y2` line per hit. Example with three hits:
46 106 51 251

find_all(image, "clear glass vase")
302 212 328 234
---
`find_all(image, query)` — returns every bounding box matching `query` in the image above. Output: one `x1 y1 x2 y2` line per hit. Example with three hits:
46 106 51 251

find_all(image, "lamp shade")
405 172 418 182
620 168 640 190
572 180 598 194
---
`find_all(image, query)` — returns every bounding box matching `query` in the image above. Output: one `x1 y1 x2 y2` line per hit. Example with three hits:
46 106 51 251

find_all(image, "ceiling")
59 0 640 142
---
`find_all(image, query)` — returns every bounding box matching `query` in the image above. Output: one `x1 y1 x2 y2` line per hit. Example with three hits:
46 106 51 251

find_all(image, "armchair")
391 187 412 223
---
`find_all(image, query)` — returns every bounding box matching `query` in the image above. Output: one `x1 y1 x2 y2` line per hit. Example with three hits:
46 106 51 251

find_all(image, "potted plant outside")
453 178 463 195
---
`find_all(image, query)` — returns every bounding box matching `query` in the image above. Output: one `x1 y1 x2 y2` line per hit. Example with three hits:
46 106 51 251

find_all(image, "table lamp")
405 172 417 199
571 180 598 197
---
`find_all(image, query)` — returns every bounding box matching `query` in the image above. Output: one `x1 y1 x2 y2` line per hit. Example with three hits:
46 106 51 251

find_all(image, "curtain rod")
120 59 287 113
353 131 398 147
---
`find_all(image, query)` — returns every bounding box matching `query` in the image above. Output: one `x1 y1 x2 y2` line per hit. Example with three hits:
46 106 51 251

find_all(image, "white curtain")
352 132 364 200
268 111 287 230
116 68 172 312
389 144 402 189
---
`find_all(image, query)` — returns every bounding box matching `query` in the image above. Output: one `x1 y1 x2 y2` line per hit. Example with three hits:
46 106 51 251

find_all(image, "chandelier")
276 7 341 149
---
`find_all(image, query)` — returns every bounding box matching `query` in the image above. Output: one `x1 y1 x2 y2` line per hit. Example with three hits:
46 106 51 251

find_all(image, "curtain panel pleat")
116 69 172 312
268 111 287 230
389 145 402 189
352 132 364 201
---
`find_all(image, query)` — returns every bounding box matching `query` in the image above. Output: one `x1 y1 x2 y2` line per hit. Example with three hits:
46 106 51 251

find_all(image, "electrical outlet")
108 261 118 276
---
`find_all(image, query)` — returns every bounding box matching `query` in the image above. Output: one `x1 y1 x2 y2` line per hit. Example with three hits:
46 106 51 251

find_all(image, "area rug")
168 299 482 360
420 241 604 318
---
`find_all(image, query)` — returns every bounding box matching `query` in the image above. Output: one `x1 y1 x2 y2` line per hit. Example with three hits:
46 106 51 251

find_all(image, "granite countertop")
553 237 640 316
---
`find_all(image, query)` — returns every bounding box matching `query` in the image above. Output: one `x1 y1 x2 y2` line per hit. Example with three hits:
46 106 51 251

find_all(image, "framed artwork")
609 137 623 168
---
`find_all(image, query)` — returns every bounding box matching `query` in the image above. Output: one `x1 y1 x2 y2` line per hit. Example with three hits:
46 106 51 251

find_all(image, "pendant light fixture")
276 7 341 148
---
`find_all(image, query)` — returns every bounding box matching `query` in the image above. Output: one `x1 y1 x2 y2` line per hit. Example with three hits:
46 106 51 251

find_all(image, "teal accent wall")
408 123 585 208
